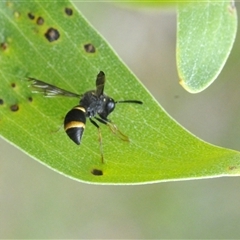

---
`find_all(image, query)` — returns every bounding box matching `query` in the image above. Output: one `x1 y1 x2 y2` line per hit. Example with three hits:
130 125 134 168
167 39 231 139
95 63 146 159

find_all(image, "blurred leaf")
0 0 240 184
177 1 237 93
115 1 177 8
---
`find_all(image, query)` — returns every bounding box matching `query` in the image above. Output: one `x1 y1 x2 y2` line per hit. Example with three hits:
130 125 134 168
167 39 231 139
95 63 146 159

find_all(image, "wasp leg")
89 118 104 164
50 123 63 134
95 117 129 142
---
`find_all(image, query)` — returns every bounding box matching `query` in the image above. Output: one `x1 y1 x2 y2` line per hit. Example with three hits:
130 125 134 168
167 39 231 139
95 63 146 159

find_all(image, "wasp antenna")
115 100 143 104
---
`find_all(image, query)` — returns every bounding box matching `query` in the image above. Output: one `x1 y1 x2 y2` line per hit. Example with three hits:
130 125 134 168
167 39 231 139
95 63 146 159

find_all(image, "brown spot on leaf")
45 28 60 42
10 104 19 112
37 16 44 25
84 43 96 53
0 99 4 105
91 169 103 176
1 42 8 51
65 7 73 16
229 166 237 171
11 83 16 88
28 12 35 20
28 96 33 102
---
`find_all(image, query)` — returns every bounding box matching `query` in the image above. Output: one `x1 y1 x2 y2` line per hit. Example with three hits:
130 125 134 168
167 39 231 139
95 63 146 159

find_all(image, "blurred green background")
1 2 240 238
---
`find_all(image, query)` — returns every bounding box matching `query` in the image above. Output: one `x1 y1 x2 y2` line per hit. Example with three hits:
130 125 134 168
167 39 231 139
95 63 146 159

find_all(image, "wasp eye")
107 100 115 113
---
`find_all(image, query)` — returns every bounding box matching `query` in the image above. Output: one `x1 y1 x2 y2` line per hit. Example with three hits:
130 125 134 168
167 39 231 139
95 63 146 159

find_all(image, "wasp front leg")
95 117 129 142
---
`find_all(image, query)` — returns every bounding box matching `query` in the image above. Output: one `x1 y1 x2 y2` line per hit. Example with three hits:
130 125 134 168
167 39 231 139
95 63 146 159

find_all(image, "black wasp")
28 71 142 163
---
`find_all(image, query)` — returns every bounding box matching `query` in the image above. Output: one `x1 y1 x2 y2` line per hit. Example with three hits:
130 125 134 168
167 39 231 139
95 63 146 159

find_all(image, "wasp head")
98 95 115 119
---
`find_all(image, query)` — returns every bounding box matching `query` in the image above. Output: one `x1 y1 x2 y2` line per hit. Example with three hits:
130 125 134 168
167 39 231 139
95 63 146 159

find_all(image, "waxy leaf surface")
0 1 240 184
177 1 237 93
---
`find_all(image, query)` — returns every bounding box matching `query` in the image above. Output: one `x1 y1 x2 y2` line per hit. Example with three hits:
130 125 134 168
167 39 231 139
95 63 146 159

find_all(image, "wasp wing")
28 77 82 98
95 71 105 97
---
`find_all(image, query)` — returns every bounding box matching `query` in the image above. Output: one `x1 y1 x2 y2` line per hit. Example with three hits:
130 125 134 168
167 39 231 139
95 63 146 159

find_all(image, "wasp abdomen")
64 106 86 145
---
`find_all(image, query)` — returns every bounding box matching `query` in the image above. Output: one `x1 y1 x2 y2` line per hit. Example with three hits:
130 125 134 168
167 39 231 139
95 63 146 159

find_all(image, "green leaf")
177 1 237 93
0 0 240 184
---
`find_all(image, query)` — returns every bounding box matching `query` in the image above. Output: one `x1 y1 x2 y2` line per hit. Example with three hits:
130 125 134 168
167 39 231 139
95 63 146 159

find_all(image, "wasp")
28 71 142 163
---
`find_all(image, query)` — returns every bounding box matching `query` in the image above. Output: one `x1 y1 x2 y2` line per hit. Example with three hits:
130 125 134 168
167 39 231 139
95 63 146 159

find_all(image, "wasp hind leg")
89 118 104 164
95 117 129 142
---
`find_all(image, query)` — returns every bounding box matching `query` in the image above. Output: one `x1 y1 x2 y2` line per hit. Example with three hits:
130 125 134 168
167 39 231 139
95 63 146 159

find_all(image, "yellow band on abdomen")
64 121 85 131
